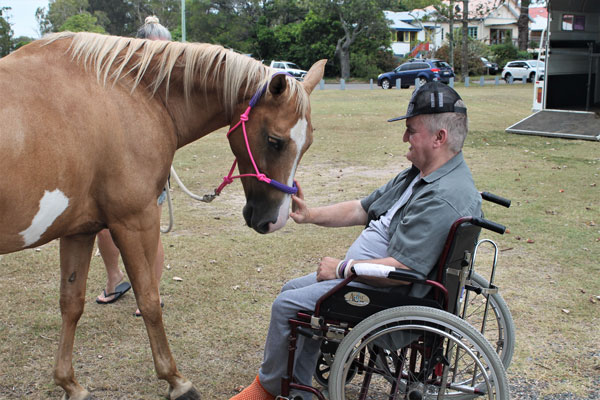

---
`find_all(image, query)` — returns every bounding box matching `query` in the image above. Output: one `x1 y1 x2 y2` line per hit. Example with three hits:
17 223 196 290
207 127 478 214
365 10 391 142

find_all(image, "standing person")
231 82 482 400
95 16 171 318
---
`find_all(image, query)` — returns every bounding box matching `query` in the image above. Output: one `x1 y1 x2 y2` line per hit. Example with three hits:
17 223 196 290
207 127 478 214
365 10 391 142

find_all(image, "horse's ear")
268 74 288 97
302 59 327 95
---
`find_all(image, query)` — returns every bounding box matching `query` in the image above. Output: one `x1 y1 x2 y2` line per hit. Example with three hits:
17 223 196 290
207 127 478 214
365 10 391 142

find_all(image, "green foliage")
12 36 34 50
29 0 417 78
59 12 105 33
435 34 487 77
40 0 89 34
490 42 530 69
37 0 180 36
0 6 13 57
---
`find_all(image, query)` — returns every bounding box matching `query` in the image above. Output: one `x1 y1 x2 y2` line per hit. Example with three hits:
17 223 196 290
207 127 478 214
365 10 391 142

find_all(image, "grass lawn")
0 84 598 399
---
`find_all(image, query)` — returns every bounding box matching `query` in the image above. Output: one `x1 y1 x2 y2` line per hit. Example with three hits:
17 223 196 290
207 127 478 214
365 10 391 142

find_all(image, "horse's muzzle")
243 203 273 234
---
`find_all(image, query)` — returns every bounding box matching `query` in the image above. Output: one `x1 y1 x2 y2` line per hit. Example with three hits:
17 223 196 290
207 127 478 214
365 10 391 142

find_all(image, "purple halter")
214 72 299 196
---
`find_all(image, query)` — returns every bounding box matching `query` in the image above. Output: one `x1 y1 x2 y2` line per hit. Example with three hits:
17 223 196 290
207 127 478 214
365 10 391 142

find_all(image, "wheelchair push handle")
471 216 506 234
481 191 511 208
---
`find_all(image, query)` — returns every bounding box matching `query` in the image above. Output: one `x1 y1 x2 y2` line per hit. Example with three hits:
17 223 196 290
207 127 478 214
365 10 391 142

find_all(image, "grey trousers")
258 273 374 399
258 272 335 398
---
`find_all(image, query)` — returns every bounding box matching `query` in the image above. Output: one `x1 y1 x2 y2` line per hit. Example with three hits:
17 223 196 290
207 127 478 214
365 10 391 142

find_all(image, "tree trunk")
336 38 351 80
461 0 469 80
517 0 530 51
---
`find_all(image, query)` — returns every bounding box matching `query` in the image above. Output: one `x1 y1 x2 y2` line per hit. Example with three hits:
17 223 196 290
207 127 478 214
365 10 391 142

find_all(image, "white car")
270 61 307 80
501 60 545 82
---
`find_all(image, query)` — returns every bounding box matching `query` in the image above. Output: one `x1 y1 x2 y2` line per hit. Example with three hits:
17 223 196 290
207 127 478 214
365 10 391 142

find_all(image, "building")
385 0 540 58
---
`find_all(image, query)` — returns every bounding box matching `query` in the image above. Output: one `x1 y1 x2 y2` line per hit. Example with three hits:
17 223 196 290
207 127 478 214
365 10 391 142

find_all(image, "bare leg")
96 229 125 302
54 234 95 400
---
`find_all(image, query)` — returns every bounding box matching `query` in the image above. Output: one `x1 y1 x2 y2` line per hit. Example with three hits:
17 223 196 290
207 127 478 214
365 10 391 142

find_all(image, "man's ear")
433 128 448 148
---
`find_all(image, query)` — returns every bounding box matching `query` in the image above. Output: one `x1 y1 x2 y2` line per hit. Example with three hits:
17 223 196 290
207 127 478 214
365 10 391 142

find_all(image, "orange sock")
230 376 275 400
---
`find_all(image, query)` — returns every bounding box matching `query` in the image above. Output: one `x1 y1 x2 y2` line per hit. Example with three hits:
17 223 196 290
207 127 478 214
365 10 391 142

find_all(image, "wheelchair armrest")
351 263 427 283
387 268 428 283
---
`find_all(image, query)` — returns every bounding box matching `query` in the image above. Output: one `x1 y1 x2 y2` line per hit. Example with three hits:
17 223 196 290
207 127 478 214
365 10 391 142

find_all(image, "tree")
59 12 105 33
517 0 530 51
310 0 390 79
12 36 34 51
0 6 13 57
38 0 89 34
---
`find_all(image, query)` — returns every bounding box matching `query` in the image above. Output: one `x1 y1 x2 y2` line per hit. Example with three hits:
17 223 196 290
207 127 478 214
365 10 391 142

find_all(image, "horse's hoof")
172 386 201 400
61 391 92 400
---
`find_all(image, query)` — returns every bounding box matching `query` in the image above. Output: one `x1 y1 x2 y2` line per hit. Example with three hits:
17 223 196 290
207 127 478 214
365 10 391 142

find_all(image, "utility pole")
449 0 454 69
181 0 186 42
462 0 469 80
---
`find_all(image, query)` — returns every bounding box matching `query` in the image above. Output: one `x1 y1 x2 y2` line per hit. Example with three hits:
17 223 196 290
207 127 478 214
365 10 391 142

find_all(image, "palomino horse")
0 32 325 399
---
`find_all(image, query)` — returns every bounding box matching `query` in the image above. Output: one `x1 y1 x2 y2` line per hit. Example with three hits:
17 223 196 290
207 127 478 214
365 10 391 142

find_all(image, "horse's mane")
41 32 309 117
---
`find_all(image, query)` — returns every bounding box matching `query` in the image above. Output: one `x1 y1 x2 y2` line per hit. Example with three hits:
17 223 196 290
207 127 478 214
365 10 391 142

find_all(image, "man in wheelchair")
232 82 483 400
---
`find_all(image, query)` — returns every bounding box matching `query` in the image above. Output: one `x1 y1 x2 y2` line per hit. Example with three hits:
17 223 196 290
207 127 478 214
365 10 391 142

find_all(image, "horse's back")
0 38 173 254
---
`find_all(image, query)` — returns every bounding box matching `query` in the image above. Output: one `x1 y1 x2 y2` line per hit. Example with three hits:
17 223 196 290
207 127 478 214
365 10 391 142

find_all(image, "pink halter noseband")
212 72 299 198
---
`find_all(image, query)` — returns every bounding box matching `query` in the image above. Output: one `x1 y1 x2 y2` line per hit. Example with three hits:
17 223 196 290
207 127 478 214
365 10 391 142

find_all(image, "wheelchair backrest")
434 219 482 315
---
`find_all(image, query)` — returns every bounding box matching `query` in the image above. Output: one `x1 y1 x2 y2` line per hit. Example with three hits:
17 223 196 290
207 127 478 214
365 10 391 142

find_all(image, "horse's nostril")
256 222 270 234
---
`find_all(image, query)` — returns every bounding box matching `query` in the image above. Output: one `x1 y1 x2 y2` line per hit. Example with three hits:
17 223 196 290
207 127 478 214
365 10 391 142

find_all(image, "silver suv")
501 60 545 82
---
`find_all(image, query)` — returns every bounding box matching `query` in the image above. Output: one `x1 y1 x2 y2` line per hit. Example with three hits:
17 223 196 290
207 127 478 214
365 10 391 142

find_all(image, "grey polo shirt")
359 152 481 281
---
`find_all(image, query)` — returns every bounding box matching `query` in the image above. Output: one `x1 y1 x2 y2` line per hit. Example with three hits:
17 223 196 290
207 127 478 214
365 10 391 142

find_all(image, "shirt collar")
419 152 465 184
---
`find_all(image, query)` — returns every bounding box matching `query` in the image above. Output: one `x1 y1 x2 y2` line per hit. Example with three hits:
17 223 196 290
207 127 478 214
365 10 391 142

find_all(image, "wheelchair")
279 192 514 400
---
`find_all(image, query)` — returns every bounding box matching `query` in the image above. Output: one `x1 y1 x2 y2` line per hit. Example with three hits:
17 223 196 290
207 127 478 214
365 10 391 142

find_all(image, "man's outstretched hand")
290 181 310 223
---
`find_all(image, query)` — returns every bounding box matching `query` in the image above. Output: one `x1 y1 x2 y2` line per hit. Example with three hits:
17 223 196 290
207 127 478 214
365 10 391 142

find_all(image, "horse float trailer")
506 0 600 141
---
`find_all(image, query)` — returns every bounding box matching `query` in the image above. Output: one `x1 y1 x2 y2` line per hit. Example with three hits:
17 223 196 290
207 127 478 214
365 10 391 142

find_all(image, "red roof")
529 6 548 19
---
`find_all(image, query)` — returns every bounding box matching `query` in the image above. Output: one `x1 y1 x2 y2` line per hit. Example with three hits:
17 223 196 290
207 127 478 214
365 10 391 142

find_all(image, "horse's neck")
161 86 232 149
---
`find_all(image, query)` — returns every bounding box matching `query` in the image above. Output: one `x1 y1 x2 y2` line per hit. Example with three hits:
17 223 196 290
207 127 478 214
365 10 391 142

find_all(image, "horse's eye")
267 136 284 151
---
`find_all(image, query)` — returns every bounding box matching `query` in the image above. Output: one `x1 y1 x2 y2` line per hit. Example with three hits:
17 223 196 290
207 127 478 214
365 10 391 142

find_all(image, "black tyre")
463 273 515 369
329 306 509 400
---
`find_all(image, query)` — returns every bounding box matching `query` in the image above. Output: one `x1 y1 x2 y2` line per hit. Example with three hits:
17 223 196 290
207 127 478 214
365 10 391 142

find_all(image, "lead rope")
160 71 298 233
160 165 215 233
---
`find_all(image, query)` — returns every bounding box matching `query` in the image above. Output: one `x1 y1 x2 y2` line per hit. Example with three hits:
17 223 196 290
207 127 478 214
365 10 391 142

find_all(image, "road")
320 78 517 91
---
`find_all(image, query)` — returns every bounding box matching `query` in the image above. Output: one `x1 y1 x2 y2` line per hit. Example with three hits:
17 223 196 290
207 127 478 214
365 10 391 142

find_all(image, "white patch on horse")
20 189 69 247
268 118 307 233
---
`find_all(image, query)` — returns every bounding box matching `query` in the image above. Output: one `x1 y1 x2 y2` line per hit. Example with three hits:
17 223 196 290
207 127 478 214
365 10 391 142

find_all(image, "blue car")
377 59 455 89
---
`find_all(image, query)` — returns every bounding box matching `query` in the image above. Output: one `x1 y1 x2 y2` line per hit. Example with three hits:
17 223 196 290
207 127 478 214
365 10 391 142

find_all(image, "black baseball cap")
388 81 467 122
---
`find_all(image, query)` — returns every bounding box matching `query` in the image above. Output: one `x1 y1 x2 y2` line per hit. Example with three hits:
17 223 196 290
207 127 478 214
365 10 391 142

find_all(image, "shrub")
490 42 531 69
434 38 487 78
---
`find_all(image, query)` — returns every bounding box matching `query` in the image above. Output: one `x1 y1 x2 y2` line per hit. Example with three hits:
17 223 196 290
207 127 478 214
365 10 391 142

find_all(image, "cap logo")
430 92 445 109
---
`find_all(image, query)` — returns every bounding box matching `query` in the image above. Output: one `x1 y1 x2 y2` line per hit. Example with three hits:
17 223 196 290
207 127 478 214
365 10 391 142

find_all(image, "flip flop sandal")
95 281 132 304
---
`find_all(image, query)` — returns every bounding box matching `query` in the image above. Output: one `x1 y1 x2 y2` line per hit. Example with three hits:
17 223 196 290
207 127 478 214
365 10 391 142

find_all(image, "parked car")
377 59 454 89
481 57 499 75
501 60 545 82
270 60 307 80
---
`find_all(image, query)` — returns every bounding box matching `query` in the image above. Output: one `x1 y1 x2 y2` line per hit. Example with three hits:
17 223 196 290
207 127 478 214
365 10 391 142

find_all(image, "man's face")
403 115 435 171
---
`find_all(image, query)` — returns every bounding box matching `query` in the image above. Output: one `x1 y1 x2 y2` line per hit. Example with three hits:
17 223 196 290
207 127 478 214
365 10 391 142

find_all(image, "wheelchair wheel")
463 272 515 369
328 306 509 400
315 350 358 387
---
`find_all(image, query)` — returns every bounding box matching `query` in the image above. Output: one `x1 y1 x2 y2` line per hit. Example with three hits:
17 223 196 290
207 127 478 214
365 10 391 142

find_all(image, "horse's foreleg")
55 234 95 400
113 222 200 400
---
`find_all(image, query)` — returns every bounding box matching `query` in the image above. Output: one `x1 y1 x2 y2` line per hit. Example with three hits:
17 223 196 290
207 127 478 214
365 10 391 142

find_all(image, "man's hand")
290 182 310 224
316 256 340 281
